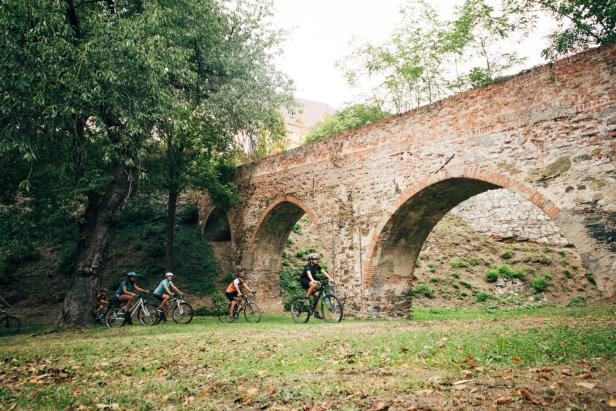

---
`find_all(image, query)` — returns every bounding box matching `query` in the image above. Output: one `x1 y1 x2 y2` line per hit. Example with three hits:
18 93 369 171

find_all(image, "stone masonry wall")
451 189 571 246
195 45 616 317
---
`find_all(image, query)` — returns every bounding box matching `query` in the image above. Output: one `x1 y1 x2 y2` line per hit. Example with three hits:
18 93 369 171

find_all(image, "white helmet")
165 272 174 277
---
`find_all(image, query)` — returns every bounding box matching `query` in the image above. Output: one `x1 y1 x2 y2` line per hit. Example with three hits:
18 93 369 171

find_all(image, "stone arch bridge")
195 45 616 317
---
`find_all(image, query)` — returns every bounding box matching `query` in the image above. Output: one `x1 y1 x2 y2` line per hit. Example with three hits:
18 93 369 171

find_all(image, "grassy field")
1 305 615 410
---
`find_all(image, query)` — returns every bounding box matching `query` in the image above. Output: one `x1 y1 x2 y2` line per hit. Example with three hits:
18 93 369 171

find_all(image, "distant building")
280 98 335 148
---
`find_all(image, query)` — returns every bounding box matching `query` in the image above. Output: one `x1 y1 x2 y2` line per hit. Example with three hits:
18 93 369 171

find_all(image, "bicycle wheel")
104 306 125 328
290 298 311 324
320 294 343 323
138 303 159 326
0 315 21 337
243 302 262 323
172 302 194 324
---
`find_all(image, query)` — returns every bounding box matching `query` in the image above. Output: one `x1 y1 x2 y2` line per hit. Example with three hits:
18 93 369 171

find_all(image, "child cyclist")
225 272 254 320
95 288 109 322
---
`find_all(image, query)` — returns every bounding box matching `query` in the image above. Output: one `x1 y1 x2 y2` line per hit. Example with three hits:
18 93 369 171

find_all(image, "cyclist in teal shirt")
153 272 182 317
115 272 149 313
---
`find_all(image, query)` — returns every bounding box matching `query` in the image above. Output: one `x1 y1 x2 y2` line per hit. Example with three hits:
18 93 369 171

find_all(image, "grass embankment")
1 305 615 410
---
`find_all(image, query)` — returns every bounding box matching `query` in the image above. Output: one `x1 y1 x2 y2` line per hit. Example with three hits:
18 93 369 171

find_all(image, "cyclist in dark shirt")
300 253 334 318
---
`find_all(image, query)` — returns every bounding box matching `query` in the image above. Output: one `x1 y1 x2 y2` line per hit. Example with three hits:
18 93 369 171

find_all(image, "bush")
497 264 525 280
292 223 302 235
486 268 499 283
585 272 596 286
411 284 435 299
474 291 491 302
533 256 553 265
469 257 485 266
178 204 199 225
564 270 573 279
451 270 461 279
531 275 550 293
450 259 470 269
567 296 589 307
428 263 436 273
415 259 421 268
459 281 472 289
429 277 439 283
501 250 513 260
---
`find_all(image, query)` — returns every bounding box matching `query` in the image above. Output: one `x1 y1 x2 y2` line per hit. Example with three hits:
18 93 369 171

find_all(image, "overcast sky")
271 0 556 109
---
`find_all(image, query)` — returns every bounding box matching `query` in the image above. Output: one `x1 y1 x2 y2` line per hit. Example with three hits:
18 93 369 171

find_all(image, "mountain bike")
155 293 194 325
0 307 21 337
104 293 158 327
290 280 343 324
217 293 261 323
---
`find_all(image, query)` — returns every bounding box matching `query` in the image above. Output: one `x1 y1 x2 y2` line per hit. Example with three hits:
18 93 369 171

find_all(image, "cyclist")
95 288 109 322
225 272 254 320
114 272 148 315
300 253 334 318
153 272 182 321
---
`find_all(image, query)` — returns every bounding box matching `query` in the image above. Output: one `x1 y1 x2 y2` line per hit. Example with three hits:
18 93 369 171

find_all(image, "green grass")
1 305 615 410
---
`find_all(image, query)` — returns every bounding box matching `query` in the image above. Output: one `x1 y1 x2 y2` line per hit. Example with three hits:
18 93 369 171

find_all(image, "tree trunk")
57 160 132 326
165 186 178 273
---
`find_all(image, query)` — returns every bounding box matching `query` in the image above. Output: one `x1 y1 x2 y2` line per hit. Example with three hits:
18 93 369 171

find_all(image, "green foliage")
585 272 596 286
505 0 616 60
564 269 573 279
429 277 439 283
531 275 551 293
474 291 491 302
486 268 499 283
567 296 589 307
501 250 514 260
411 284 435 299
415 259 422 268
451 270 461 279
468 257 486 266
450 259 470 269
460 281 473 289
533 256 553 265
495 264 526 280
292 224 302 235
428 263 436 273
304 104 391 143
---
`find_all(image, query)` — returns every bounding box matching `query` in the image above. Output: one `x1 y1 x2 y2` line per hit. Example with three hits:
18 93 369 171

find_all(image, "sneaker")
314 311 323 320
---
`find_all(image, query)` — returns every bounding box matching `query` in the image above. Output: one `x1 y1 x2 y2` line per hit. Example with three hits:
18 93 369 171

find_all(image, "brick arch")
202 208 232 242
246 195 320 312
248 195 320 255
362 167 561 317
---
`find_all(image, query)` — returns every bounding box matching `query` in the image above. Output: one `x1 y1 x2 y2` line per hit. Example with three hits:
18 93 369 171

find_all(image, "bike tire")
138 303 159 326
104 306 125 328
0 315 21 337
290 298 311 324
172 302 194 325
320 294 343 323
243 302 262 323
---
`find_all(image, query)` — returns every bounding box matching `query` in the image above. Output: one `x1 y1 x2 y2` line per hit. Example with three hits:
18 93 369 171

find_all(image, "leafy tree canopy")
304 104 391 144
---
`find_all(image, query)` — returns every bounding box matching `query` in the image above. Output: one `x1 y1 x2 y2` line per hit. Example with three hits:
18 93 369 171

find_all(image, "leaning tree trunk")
57 161 132 326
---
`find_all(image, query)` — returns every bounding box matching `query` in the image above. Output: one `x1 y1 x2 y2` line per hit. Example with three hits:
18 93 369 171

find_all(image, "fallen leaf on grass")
576 382 596 389
155 368 166 377
511 357 522 363
495 396 513 405
416 389 433 397
608 397 616 408
95 404 119 410
197 389 208 399
464 355 477 369
549 381 564 390
578 373 592 379
518 388 546 406
536 373 550 382
453 379 473 385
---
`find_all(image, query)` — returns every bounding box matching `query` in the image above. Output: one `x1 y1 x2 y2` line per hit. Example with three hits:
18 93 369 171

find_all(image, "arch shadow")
203 208 232 242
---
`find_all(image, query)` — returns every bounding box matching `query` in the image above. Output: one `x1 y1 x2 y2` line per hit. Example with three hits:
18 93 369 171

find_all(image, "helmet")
127 271 137 277
97 288 109 293
165 272 174 277
307 253 319 261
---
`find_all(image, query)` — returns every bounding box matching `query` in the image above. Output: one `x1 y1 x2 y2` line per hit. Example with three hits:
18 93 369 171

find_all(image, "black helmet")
307 253 319 261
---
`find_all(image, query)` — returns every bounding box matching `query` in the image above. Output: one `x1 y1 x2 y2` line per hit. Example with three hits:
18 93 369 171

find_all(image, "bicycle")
155 293 194 325
290 280 343 324
104 293 158 327
217 293 261 323
0 307 21 337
